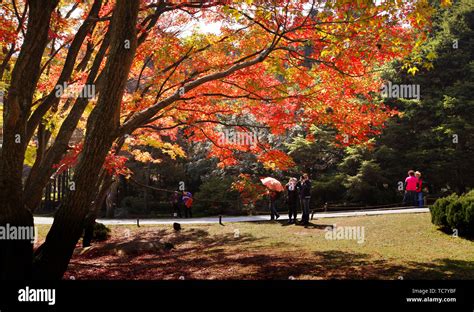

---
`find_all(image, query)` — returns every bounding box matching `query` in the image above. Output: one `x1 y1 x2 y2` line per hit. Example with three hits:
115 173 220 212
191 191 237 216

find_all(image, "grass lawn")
35 212 474 280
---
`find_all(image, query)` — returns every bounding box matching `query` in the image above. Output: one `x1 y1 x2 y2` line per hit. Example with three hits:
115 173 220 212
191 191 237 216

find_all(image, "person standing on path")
296 177 304 218
300 173 311 225
171 191 182 218
403 170 418 206
182 191 193 218
268 190 280 221
286 178 299 224
415 171 424 207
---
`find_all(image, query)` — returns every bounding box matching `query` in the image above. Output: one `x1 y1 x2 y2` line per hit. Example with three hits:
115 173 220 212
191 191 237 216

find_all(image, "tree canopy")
0 0 446 280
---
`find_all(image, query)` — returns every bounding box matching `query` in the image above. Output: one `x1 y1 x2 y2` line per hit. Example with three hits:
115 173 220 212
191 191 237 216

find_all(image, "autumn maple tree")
0 0 439 279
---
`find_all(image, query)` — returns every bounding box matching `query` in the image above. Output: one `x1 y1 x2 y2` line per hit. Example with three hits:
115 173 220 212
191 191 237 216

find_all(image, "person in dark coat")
286 177 299 224
299 173 311 225
296 177 304 216
171 191 182 218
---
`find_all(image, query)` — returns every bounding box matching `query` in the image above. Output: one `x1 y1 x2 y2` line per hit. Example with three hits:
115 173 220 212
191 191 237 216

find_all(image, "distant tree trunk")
144 165 150 215
106 179 120 218
83 171 110 247
31 0 139 279
84 137 125 247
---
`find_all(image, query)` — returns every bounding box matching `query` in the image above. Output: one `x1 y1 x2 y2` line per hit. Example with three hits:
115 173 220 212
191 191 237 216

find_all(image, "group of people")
268 173 312 225
268 169 424 224
169 170 422 221
403 170 424 207
171 190 193 218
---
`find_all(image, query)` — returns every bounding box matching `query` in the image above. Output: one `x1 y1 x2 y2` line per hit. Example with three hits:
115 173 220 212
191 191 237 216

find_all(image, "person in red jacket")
403 170 418 206
415 171 424 207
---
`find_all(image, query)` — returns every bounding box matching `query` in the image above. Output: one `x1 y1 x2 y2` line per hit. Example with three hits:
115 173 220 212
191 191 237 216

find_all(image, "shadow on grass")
66 227 474 280
402 258 474 279
255 220 333 230
436 226 474 242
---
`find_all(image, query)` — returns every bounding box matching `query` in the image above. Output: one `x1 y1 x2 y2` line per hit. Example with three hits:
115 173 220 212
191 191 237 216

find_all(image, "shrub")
446 199 465 232
311 175 346 206
194 176 241 215
430 193 458 227
92 222 111 241
463 196 474 232
463 189 474 199
431 192 474 237
119 196 169 215
342 160 394 205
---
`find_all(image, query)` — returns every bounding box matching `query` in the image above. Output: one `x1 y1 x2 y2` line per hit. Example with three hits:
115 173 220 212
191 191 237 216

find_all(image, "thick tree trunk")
32 0 139 280
0 0 58 280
